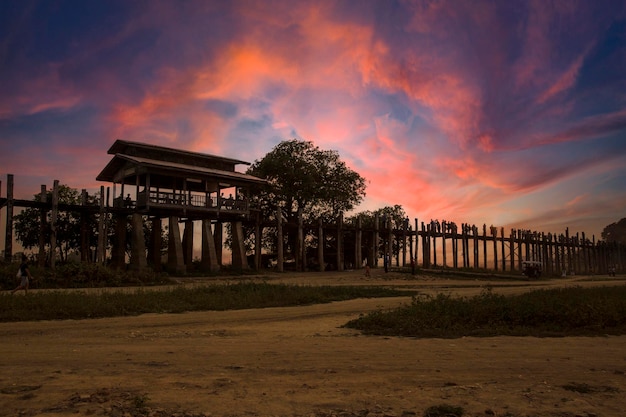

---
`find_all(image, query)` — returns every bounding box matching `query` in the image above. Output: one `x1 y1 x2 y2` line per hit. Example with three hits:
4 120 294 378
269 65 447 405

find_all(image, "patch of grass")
0 283 411 322
0 262 174 290
345 286 626 338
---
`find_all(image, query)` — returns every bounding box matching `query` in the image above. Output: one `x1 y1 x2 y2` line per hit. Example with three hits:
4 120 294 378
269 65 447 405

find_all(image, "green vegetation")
345 286 626 338
0 282 409 322
0 262 173 290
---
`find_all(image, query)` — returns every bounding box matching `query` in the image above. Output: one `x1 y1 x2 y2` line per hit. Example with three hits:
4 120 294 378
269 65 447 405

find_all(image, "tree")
602 218 626 245
14 184 96 262
246 139 367 257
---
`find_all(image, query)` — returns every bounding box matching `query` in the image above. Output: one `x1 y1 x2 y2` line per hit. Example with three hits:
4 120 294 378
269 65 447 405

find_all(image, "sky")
1 0 626 242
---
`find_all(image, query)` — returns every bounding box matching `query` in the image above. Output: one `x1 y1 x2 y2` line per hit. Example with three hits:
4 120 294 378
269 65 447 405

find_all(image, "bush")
345 286 626 338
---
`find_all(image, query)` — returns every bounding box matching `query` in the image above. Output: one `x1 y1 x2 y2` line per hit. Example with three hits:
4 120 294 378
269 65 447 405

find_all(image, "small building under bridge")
95 139 268 273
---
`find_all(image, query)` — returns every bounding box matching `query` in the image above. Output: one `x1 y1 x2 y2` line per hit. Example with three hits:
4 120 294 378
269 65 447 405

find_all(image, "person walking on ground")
12 254 33 295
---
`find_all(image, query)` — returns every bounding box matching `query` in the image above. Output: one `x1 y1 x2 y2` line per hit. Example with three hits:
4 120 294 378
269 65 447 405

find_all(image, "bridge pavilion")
96 139 267 273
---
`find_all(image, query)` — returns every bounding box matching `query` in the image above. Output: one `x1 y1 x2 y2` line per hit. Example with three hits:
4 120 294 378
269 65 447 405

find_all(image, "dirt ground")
1 270 625 417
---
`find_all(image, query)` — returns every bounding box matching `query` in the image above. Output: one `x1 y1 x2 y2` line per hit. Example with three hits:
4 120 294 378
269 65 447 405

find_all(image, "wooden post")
200 219 219 272
38 185 47 266
492 226 498 271
183 219 194 267
507 229 513 272
402 218 408 267
473 225 479 268
167 216 185 274
452 223 458 269
433 222 438 267
231 221 249 271
129 213 147 271
4 174 14 262
80 189 89 262
482 225 487 269
441 220 448 268
413 218 420 266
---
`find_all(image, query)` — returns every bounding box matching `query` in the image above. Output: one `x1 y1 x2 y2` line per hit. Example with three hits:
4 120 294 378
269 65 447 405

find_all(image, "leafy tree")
602 218 626 244
246 139 367 258
14 185 97 262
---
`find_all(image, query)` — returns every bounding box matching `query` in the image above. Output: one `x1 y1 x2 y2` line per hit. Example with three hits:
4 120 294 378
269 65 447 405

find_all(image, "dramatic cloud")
1 0 625 239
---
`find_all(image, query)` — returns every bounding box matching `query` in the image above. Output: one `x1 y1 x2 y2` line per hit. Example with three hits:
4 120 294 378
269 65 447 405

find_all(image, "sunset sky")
1 0 625 240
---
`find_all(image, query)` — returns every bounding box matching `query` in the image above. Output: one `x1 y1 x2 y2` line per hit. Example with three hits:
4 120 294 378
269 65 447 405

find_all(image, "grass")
345 285 626 338
0 282 410 322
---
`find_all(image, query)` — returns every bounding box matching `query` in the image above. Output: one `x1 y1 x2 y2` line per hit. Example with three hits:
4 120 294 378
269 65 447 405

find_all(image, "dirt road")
1 270 625 417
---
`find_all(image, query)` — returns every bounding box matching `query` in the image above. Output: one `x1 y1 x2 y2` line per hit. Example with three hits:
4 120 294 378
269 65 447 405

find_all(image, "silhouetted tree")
602 218 626 245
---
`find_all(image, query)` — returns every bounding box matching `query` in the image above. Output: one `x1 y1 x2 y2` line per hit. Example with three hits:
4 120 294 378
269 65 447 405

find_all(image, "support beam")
167 216 185 274
201 219 219 272
183 219 194 267
129 213 147 271
231 221 248 271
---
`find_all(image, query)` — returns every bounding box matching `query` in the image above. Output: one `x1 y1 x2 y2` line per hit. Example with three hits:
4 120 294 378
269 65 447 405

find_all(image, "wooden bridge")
1 140 623 276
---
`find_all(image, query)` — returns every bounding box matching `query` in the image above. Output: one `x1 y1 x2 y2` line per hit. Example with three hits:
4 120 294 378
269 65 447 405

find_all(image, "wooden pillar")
492 226 498 271
38 185 47 266
473 225 479 268
442 221 447 268
200 219 219 272
452 223 458 269
482 225 487 269
402 219 408 267
422 222 429 268
129 213 147 271
432 223 437 267
231 221 249 271
182 219 194 267
318 218 325 272
565 228 572 274
167 216 185 274
80 190 89 262
507 229 513 272
413 217 420 266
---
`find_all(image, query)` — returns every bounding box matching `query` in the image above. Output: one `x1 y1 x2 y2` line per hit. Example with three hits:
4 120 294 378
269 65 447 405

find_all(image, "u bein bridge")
1 140 624 277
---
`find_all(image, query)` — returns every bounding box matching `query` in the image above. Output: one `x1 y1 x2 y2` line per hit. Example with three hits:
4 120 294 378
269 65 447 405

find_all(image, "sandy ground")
1 270 625 417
